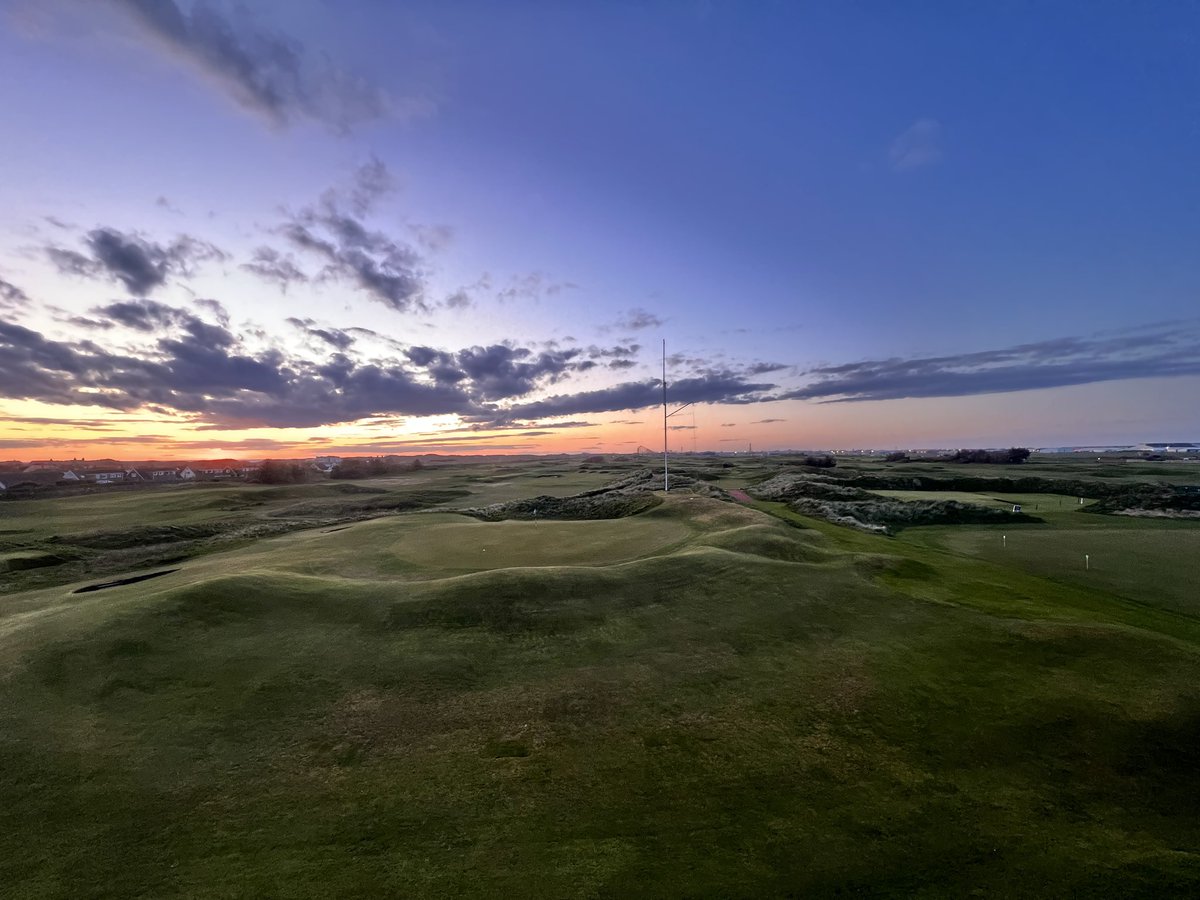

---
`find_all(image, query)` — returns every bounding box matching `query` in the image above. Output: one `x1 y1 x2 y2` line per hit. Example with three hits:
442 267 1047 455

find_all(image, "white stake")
1002 534 1006 548
1085 554 1090 570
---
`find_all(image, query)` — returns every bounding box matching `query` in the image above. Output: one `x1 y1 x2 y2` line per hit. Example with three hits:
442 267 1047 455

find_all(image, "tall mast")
662 339 669 492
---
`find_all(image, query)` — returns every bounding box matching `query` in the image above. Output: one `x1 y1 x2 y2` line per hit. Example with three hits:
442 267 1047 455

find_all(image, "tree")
256 459 308 484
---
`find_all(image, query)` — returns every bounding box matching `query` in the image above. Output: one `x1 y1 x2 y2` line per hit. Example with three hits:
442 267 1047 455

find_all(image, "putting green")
389 516 691 571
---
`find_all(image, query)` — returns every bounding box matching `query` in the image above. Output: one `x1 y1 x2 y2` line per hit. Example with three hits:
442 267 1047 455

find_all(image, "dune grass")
3 479 1200 896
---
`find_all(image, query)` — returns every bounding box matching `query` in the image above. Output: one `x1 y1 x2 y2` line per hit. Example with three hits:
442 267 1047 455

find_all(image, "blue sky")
1 0 1197 458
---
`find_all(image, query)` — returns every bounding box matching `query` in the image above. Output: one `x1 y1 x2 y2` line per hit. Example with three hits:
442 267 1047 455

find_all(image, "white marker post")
1003 534 1006 548
1085 554 1090 571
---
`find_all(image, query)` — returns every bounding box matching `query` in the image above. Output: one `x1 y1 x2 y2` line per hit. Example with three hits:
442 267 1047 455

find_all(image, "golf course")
2 455 1199 897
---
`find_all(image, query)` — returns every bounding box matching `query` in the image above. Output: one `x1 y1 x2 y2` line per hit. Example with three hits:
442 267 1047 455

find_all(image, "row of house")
0 460 261 491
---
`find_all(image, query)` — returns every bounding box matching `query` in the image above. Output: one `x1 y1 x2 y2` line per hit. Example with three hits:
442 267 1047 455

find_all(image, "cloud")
501 372 777 420
0 313 477 428
46 227 226 295
241 246 308 291
404 343 590 401
274 161 428 312
347 156 398 215
410 223 454 252
418 418 597 435
495 272 578 303
286 316 355 350
586 343 641 359
889 118 943 171
745 361 789 375
193 297 230 327
0 302 673 429
752 418 786 424
614 307 664 331
786 321 1200 403
0 275 30 311
44 246 96 278
106 0 397 133
89 298 191 331
720 423 736 427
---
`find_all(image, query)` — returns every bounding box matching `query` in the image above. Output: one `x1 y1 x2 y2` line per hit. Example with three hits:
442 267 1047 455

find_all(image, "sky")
1 0 1198 461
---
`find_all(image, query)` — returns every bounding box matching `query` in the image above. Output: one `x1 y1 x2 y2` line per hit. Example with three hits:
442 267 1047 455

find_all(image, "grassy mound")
4 495 1200 896
460 491 660 521
459 467 733 521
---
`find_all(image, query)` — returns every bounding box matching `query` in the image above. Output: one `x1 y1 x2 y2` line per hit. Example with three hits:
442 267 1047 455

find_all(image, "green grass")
0 463 623 596
871 489 1090 512
913 521 1200 617
3 464 1200 896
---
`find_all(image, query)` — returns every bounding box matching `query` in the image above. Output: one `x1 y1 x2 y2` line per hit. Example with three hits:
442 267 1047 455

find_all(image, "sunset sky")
1 0 1198 460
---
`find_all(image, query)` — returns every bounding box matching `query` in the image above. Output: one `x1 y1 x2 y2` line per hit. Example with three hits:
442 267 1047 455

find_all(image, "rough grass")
3 468 1200 897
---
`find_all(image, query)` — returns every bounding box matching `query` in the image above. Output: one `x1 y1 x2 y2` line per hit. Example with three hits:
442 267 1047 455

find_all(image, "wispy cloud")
104 0 408 133
46 227 226 295
787 321 1200 403
614 307 664 331
0 275 30 311
274 160 428 313
889 118 942 171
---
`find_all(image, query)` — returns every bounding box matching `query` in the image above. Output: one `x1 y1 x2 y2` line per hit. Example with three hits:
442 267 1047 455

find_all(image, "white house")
178 467 196 480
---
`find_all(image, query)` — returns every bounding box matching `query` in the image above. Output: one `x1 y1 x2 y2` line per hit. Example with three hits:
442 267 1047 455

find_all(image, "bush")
330 456 424 479
803 454 837 468
946 448 1031 464
787 496 1036 534
255 460 308 484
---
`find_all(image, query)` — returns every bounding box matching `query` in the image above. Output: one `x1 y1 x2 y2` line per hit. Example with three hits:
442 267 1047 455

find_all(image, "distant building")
0 471 76 489
85 470 128 484
178 467 196 480
190 459 239 478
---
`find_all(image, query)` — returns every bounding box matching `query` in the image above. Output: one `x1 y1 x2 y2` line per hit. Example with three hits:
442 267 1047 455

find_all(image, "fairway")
389 516 690 571
872 488 1089 512
926 522 1200 617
